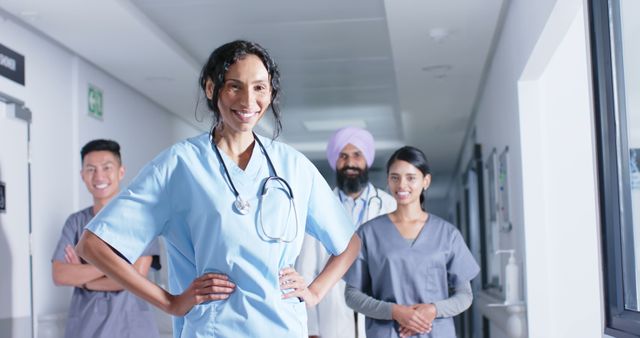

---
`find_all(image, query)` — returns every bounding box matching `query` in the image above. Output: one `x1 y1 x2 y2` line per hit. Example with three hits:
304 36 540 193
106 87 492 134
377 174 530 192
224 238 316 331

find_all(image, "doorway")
461 144 486 338
0 94 34 338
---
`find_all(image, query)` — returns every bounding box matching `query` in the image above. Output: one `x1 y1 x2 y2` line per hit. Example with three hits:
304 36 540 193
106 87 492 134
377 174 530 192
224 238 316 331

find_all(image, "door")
462 144 485 338
0 98 33 338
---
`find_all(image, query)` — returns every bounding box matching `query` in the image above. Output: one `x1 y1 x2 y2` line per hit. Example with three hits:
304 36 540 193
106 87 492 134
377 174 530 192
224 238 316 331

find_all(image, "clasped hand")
392 303 437 337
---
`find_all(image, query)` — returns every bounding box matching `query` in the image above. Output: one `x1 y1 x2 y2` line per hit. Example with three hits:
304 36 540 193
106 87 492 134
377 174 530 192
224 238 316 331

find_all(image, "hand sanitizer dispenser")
496 249 520 305
487 250 526 338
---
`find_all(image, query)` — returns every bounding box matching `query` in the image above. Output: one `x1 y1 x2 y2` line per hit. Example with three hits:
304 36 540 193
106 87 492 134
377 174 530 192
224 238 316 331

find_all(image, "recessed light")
422 64 452 72
303 119 367 132
145 76 175 82
20 11 39 21
421 64 452 79
429 28 449 43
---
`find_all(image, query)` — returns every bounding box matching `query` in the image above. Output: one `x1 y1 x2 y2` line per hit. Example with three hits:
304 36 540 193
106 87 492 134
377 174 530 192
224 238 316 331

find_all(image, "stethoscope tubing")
339 185 383 226
211 132 298 243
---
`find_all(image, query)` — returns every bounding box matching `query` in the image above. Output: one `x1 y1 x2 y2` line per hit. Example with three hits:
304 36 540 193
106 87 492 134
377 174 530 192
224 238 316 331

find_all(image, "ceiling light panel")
303 119 367 131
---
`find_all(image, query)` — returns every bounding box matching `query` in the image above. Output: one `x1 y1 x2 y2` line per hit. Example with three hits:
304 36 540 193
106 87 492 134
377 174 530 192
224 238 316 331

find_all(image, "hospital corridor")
0 0 638 337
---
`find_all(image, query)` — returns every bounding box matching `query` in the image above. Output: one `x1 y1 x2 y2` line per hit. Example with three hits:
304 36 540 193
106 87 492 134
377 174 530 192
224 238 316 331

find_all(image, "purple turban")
326 127 375 171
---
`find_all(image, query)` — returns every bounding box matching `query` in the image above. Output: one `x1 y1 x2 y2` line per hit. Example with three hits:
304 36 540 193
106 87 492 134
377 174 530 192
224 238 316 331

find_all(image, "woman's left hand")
398 325 432 338
279 266 319 306
414 303 437 322
398 303 437 337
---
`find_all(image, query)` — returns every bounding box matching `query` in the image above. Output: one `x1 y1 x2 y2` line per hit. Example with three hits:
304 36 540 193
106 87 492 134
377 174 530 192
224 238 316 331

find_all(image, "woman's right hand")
392 304 432 337
168 273 236 316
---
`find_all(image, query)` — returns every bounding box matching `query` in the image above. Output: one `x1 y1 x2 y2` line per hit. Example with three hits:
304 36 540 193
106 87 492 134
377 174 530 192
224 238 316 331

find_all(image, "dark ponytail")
386 146 431 210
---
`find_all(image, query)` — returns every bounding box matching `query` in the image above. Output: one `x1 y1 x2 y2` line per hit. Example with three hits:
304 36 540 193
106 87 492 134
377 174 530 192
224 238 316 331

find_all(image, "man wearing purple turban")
296 127 397 338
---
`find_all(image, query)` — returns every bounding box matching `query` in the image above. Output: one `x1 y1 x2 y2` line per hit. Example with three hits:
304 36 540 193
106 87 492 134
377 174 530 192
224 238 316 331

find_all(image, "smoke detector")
429 28 450 43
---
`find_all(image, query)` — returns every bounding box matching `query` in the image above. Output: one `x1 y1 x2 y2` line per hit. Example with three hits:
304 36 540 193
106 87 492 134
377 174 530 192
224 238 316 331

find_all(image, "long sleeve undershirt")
344 280 473 319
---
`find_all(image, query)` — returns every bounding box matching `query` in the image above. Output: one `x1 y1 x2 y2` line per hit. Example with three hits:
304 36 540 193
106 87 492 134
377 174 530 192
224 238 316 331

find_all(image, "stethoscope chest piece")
234 196 251 215
212 132 298 243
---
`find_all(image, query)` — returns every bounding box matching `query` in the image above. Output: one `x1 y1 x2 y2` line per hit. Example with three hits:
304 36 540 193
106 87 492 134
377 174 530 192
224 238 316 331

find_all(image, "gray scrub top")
343 214 480 338
52 207 160 338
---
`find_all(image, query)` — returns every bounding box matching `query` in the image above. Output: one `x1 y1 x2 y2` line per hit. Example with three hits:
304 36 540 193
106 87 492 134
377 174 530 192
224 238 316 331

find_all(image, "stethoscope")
211 132 299 243
339 185 383 225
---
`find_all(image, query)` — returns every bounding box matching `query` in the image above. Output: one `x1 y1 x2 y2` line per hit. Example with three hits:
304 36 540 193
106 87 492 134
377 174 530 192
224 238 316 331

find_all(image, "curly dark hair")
199 40 282 139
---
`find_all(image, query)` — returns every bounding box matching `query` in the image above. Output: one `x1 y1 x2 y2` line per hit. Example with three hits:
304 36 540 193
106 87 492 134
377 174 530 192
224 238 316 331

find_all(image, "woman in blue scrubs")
343 146 479 338
76 40 361 338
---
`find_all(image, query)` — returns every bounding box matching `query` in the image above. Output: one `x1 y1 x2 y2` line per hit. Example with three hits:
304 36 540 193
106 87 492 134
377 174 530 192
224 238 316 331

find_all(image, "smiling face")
336 143 369 195
206 54 272 135
81 150 124 205
387 159 430 206
336 143 368 175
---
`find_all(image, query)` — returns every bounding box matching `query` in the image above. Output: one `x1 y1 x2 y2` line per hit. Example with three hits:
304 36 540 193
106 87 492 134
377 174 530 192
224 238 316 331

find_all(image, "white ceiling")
0 0 506 199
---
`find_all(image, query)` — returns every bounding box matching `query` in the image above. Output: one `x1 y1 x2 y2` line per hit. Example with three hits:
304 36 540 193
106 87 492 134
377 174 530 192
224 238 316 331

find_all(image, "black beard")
337 166 369 195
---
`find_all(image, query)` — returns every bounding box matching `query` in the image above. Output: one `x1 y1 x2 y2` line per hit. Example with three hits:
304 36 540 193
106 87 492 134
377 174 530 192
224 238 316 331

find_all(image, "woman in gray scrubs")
343 146 480 338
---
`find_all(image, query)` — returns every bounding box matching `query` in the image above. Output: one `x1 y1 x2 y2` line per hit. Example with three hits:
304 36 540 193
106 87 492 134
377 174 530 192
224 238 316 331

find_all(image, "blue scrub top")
86 133 355 338
344 214 480 338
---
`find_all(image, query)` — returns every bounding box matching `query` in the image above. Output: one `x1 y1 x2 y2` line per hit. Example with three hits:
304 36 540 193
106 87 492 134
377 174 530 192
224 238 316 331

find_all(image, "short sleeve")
85 155 172 264
304 165 355 256
342 227 371 293
141 237 161 257
447 230 481 286
52 215 79 262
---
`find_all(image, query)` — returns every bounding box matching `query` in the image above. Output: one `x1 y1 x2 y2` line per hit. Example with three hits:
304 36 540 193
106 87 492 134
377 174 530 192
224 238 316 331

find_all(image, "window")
591 0 640 336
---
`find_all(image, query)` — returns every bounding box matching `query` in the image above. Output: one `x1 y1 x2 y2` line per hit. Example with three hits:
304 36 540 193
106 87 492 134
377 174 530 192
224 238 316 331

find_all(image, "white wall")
75 56 201 205
1 12 77 326
447 0 558 335
472 0 560 284
0 12 199 337
446 0 609 337
445 0 549 303
518 1 602 336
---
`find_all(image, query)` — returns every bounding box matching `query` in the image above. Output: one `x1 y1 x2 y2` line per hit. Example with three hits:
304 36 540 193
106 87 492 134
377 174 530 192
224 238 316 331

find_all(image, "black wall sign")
0 43 25 85
0 181 6 213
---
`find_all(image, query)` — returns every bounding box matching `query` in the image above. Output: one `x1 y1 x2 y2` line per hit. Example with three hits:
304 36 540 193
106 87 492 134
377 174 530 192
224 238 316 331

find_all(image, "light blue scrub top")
86 133 355 338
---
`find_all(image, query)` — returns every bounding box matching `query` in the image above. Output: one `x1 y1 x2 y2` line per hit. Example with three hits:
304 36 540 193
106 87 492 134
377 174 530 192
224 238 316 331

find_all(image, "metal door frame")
0 90 34 338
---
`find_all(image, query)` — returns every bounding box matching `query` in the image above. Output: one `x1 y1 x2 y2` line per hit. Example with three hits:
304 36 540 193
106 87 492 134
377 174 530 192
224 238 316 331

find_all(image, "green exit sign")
88 85 103 120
